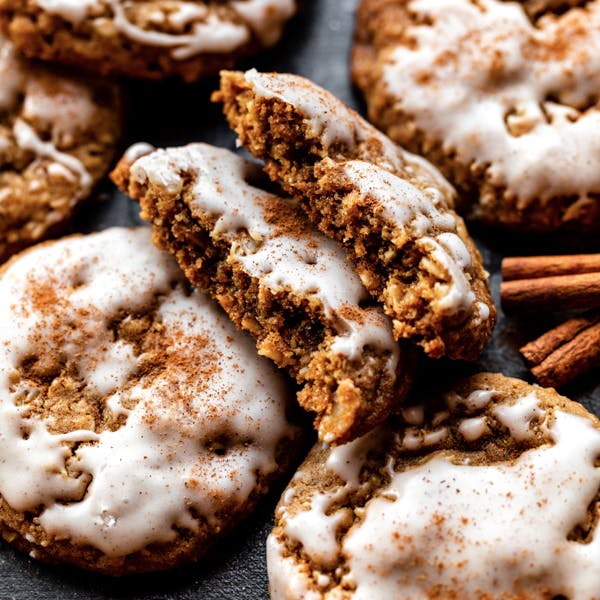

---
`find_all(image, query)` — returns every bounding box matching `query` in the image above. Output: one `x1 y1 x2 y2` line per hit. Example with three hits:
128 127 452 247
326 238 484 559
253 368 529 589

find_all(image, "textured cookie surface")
0 227 300 575
215 70 495 360
113 143 415 444
0 34 120 263
0 0 296 80
352 0 600 232
268 373 600 599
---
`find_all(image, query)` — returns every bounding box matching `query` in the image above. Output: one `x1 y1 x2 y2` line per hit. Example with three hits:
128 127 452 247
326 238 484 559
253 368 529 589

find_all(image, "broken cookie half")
113 143 416 445
214 69 495 360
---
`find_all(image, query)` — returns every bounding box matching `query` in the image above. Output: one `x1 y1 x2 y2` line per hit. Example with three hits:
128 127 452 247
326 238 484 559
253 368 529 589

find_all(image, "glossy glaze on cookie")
0 35 120 262
268 373 600 599
352 0 600 231
0 227 300 574
114 143 415 444
0 0 296 80
215 70 495 359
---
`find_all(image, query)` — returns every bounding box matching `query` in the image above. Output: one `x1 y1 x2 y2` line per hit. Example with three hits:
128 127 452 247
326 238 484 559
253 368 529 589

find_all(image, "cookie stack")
0 1 598 598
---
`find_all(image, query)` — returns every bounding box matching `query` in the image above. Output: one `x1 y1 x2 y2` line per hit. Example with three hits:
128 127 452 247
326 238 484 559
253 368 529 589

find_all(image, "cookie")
112 143 416 444
0 0 296 81
268 373 600 599
352 0 600 233
0 227 301 575
214 70 495 360
0 34 120 263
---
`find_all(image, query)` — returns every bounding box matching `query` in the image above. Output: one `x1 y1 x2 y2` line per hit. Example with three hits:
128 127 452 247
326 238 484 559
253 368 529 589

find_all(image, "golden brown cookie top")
352 0 600 231
268 373 600 598
28 0 296 54
0 227 299 572
0 0 296 80
0 34 120 262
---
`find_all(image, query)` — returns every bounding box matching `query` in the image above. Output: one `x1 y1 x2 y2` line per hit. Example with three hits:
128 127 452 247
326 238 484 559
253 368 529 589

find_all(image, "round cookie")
0 34 120 263
0 227 301 575
352 0 600 233
268 373 600 598
0 0 296 81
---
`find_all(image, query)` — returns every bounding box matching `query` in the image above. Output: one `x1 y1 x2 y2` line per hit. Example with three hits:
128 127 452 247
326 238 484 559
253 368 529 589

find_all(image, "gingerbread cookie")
0 0 296 81
214 70 495 360
352 0 600 232
113 143 415 444
0 227 301 574
268 373 600 599
0 34 120 263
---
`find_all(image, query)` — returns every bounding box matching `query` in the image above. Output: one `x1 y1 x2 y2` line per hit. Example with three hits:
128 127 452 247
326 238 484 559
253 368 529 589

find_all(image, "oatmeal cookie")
214 70 495 360
0 227 301 575
0 0 296 81
352 0 600 232
0 34 120 263
268 373 600 599
112 143 415 444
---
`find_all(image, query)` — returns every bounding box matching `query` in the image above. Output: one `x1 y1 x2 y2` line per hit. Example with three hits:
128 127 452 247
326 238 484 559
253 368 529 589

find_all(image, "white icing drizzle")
243 68 455 196
384 0 600 201
401 426 449 450
35 0 98 22
269 392 600 598
0 35 93 196
0 36 26 111
13 119 92 192
111 2 249 60
325 428 382 486
458 416 489 442
122 141 154 163
492 392 545 441
0 228 296 556
242 69 487 320
342 160 475 316
283 492 347 570
267 536 323 600
129 143 400 374
446 388 497 411
276 429 384 578
230 0 296 45
32 0 296 57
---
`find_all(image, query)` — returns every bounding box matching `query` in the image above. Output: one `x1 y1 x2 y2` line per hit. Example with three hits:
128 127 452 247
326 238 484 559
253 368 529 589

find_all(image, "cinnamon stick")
502 254 600 281
521 314 599 365
520 313 600 388
501 272 600 313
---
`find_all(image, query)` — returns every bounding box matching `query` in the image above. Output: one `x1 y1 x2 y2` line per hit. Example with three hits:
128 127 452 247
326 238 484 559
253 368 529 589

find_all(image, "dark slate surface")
1 0 599 598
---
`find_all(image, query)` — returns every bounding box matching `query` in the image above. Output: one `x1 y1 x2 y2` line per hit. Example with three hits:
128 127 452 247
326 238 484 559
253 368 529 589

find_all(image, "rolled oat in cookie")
268 373 600 599
352 0 600 232
0 0 296 81
112 143 416 445
214 70 495 360
0 34 120 263
0 227 301 575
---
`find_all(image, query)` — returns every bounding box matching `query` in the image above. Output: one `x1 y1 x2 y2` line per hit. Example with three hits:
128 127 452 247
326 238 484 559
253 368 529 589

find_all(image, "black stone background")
1 0 599 598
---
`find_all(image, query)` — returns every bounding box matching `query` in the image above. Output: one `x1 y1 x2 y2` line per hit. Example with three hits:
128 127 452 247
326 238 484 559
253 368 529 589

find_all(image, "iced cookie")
0 227 301 575
215 70 495 360
352 0 600 232
0 0 296 81
112 143 415 444
0 34 120 263
268 373 600 599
